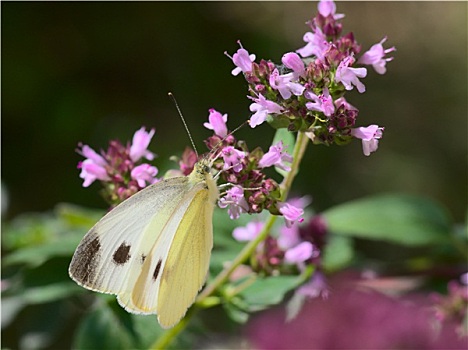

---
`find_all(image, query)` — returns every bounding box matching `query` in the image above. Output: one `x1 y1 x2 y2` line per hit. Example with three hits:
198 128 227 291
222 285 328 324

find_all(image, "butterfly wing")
127 185 215 326
68 176 189 305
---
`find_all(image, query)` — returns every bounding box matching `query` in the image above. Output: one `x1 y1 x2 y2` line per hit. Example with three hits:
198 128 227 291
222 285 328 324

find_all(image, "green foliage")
323 193 452 246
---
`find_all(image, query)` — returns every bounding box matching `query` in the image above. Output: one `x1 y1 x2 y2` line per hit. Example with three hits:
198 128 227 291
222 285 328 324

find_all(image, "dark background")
2 2 467 222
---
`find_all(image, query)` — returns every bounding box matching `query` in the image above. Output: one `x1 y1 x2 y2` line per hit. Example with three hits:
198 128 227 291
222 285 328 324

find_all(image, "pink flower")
284 241 315 264
218 186 249 219
358 37 396 75
204 108 228 138
269 69 305 100
225 40 256 76
318 0 345 20
278 202 305 228
305 88 335 117
334 96 358 111
232 221 264 242
248 94 284 128
78 144 110 187
351 124 384 156
278 224 301 250
130 163 159 188
259 141 293 171
129 127 155 162
335 56 367 93
282 52 306 79
296 28 328 60
221 146 245 173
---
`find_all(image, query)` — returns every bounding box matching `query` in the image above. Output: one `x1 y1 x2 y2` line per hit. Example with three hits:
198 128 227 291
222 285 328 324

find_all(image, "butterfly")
68 157 219 329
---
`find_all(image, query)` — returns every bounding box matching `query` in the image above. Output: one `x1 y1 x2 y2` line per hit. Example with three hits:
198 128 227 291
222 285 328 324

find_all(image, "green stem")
151 131 310 349
149 307 196 350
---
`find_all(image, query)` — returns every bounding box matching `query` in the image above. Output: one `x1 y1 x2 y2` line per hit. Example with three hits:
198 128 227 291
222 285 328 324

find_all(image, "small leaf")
73 301 134 350
239 275 301 311
223 302 249 324
322 235 354 272
3 232 84 267
323 194 452 246
20 282 84 304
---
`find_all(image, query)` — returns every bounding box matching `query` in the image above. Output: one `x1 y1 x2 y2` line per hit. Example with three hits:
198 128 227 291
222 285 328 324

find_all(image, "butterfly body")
69 159 218 328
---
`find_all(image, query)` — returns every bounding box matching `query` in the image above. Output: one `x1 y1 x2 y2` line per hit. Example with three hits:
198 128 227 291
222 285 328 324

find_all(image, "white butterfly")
69 158 219 329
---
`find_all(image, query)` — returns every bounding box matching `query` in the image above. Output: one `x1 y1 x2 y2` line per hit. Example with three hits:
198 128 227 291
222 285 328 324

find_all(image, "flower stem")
151 131 309 349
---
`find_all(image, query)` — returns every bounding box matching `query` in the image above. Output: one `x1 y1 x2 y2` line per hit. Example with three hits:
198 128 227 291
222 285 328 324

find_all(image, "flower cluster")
232 196 330 298
77 127 159 206
226 0 394 156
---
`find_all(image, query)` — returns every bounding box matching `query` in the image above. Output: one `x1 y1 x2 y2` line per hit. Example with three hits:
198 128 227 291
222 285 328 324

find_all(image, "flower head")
77 144 110 187
248 94 284 128
282 52 306 79
358 37 396 75
233 221 264 242
318 0 344 20
221 146 245 173
305 88 335 117
130 163 159 188
278 202 305 228
259 141 293 172
129 127 155 162
225 41 256 76
335 56 367 93
351 124 384 156
218 186 249 219
296 28 328 60
269 69 305 100
204 108 228 138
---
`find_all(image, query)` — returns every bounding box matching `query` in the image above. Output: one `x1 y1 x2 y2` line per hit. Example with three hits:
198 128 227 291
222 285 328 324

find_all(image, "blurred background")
2 2 467 349
2 1 466 221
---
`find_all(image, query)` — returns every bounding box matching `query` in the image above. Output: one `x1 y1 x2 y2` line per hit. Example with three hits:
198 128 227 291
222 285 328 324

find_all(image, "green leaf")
322 235 354 272
19 282 84 304
73 302 135 350
238 275 301 311
223 302 249 324
3 232 84 267
323 194 452 246
272 128 295 178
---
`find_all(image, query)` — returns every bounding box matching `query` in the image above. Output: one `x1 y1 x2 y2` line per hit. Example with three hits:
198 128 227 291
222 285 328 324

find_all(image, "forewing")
68 177 188 300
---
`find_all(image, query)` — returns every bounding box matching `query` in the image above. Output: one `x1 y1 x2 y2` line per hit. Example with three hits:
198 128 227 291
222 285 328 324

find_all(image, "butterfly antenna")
168 92 198 157
207 119 249 161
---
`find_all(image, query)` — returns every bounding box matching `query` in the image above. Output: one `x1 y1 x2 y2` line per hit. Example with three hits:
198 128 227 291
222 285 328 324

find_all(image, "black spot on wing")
70 234 101 284
113 242 131 265
153 259 162 280
141 254 146 264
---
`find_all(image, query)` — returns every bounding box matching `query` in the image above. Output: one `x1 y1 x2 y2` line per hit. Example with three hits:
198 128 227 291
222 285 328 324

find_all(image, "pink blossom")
358 37 395 75
284 241 314 264
305 88 335 117
78 144 110 187
221 146 245 173
204 108 228 137
351 124 384 156
335 56 367 93
334 96 358 111
232 221 264 242
278 202 305 228
269 69 305 100
129 127 155 162
259 141 293 171
278 224 301 250
218 186 249 219
318 0 345 20
296 28 328 60
282 52 306 79
248 94 284 128
131 163 159 188
225 41 256 76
